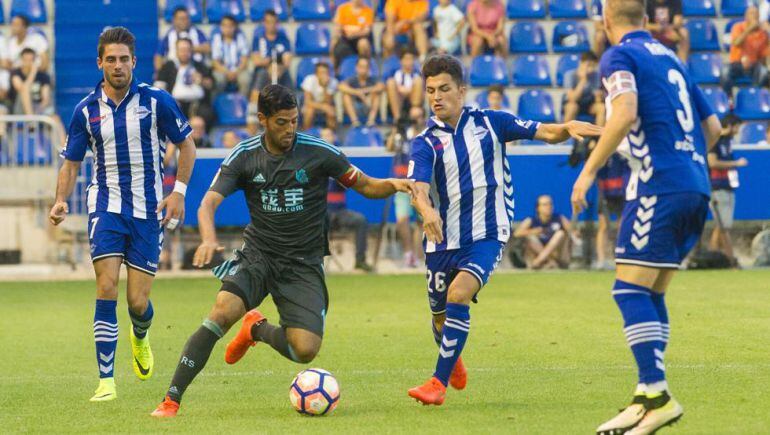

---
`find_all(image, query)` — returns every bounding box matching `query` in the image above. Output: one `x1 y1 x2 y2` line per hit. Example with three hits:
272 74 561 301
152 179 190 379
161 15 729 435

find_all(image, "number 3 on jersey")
668 69 694 133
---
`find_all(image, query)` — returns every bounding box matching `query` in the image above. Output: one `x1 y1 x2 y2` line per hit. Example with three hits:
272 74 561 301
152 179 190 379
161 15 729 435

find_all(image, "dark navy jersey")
709 136 739 191
597 153 630 199
531 213 566 245
600 31 713 200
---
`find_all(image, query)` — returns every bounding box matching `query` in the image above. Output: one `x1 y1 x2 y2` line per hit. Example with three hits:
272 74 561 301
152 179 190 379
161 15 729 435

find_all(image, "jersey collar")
94 77 140 109
427 106 471 134
620 30 652 44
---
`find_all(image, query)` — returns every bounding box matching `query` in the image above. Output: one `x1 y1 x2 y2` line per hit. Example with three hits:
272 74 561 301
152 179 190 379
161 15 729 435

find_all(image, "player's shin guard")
166 319 223 403
613 280 666 385
94 299 118 379
129 300 154 339
433 303 470 387
650 292 669 352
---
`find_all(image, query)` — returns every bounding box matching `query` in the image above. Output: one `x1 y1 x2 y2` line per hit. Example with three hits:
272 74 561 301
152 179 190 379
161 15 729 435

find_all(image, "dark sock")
251 321 298 362
129 300 154 339
166 319 223 403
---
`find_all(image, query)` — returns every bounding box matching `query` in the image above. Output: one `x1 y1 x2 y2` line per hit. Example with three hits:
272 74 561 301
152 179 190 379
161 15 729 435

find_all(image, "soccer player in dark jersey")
151 84 414 417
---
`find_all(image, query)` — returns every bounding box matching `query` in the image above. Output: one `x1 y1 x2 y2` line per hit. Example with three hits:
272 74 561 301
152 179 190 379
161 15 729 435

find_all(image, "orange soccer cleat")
150 396 179 417
408 377 447 406
224 309 266 365
449 357 467 390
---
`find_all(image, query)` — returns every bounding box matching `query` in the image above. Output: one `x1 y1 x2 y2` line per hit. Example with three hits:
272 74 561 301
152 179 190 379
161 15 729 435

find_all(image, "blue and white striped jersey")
211 30 249 71
61 79 193 220
409 107 540 253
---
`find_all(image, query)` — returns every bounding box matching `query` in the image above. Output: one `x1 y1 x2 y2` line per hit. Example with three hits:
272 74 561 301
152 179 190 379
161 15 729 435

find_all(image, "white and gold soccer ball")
289 368 340 416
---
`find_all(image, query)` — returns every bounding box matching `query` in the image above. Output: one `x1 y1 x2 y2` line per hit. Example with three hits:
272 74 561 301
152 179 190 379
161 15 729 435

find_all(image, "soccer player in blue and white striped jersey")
406 55 602 405
49 27 196 402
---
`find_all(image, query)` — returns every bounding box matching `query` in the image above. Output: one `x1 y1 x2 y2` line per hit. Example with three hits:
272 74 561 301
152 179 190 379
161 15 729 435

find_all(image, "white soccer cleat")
596 402 647 435
627 398 683 435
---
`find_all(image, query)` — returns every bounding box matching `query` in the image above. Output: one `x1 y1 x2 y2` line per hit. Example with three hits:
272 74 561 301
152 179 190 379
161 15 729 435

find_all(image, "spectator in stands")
645 0 689 62
591 0 608 55
327 179 374 272
154 6 209 72
431 0 465 55
382 0 430 59
211 15 250 93
514 195 573 269
708 114 747 263
7 15 49 71
221 130 240 149
386 49 423 122
10 48 51 116
331 0 374 68
190 116 212 148
467 0 507 57
320 126 341 147
386 106 425 268
339 57 385 127
594 154 629 270
722 6 769 97
301 62 338 130
248 9 293 133
155 38 215 127
562 51 604 124
485 85 510 112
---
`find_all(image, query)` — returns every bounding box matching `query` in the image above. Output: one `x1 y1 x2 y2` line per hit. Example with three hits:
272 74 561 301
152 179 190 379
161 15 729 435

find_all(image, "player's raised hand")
192 240 224 268
565 120 603 141
422 207 444 244
49 201 69 226
571 171 595 216
158 192 185 230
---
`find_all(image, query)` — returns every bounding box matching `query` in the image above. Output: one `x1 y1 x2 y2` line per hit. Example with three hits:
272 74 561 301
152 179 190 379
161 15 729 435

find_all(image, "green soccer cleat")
130 329 154 380
90 377 117 402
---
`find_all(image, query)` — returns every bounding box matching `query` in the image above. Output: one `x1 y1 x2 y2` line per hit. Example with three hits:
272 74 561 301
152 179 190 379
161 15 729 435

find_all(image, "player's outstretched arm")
49 159 81 226
350 171 415 199
410 181 443 244
157 135 196 229
571 92 637 214
193 191 225 267
534 120 603 144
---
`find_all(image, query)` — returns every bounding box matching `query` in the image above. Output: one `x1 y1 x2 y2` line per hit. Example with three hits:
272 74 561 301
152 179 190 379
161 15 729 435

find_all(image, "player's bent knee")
286 329 322 363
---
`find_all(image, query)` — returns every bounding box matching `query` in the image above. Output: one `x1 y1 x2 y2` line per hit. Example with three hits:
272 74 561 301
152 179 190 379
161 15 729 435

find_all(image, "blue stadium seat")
469 55 508 86
304 126 323 138
688 53 722 85
549 0 587 19
509 22 547 53
556 53 580 86
206 0 246 23
700 87 729 118
338 55 380 81
10 0 46 23
295 24 331 55
686 19 720 51
296 57 333 85
735 88 770 120
292 0 333 21
164 0 203 23
512 55 552 86
738 121 767 145
507 0 546 18
475 90 511 109
0 2 4 24
343 127 384 147
552 21 590 53
517 90 556 123
682 0 716 16
214 93 248 126
721 0 749 17
211 128 250 148
250 0 289 20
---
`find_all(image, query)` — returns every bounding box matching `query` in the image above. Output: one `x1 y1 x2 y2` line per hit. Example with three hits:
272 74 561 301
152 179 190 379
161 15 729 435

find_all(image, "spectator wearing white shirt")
431 0 465 55
211 15 250 93
154 7 210 72
155 38 215 127
8 15 49 71
301 62 338 130
386 49 423 122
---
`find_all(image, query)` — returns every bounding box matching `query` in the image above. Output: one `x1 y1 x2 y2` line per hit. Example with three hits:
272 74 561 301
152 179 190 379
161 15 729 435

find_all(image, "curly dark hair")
421 54 464 86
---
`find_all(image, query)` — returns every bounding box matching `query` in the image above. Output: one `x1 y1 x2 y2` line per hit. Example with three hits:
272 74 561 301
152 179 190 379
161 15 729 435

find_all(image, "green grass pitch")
1 270 769 433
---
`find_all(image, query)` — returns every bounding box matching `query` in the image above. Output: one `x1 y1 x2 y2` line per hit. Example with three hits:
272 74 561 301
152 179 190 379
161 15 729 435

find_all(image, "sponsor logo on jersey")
135 106 151 120
176 118 190 131
473 126 488 139
295 168 309 184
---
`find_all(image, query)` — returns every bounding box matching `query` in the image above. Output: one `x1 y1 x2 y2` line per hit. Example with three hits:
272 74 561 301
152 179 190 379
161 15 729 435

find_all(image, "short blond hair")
606 0 646 26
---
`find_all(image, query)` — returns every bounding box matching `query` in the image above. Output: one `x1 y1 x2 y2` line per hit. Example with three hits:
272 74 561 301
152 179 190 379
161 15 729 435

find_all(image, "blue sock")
433 303 470 387
650 292 669 352
612 280 665 384
129 300 154 339
94 299 118 379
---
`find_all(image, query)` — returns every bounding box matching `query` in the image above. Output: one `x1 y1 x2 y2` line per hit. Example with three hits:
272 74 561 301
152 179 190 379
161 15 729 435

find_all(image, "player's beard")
105 71 131 90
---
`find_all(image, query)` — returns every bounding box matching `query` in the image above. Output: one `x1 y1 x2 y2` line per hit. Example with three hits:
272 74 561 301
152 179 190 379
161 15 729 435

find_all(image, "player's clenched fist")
158 191 185 230
192 240 224 268
422 207 444 244
49 201 69 226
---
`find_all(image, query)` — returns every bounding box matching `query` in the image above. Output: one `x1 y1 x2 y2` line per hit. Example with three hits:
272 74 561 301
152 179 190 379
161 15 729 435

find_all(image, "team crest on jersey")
135 106 151 120
295 168 309 184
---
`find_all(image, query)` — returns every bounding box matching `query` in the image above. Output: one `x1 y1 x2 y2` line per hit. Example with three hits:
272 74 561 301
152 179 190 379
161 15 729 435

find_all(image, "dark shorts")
599 193 625 219
213 248 328 337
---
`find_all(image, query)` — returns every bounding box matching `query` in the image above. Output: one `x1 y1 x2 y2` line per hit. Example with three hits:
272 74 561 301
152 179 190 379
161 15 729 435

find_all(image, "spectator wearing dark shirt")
646 0 689 61
562 51 604 124
10 48 51 115
190 115 212 148
211 15 250 93
154 7 210 72
339 57 384 127
327 179 373 272
154 38 215 127
514 194 573 269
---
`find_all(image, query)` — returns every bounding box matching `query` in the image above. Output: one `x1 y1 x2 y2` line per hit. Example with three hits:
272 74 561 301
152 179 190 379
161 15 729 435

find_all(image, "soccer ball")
289 368 340 416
